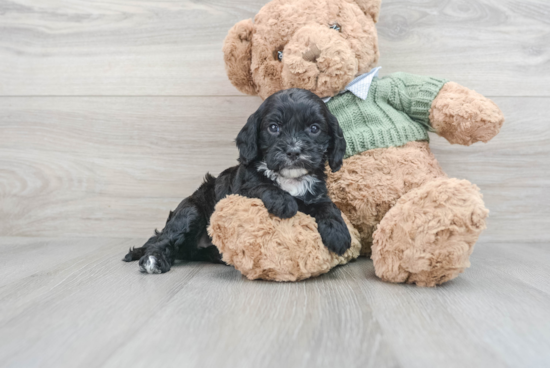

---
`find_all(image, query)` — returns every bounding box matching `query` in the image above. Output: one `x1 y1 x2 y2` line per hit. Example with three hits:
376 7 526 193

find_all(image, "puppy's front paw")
265 194 298 219
139 253 171 274
317 217 352 256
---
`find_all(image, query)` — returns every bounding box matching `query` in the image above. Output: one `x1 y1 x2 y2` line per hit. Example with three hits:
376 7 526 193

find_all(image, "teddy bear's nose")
302 44 321 63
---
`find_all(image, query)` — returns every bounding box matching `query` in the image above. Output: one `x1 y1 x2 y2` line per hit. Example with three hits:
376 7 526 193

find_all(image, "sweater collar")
322 66 381 103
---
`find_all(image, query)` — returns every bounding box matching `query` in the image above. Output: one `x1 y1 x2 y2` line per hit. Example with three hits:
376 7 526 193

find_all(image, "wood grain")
0 236 126 287
0 96 547 241
347 242 550 368
0 0 548 96
0 96 259 237
377 0 550 97
0 237 210 368
0 237 549 368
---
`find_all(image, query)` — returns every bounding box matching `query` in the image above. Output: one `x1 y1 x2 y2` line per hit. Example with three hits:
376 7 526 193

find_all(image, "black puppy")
123 88 351 274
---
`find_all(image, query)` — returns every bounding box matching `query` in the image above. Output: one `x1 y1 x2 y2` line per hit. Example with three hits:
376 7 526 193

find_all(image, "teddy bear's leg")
326 142 446 257
371 178 489 287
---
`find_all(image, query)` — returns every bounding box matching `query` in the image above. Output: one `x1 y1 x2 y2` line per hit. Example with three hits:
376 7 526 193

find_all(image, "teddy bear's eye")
329 23 341 32
277 51 283 61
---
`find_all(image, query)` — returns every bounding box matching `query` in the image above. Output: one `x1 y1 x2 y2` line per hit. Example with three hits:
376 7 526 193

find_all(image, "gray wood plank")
0 96 260 238
377 0 550 97
475 242 550 295
348 242 550 368
0 0 548 96
0 96 547 242
101 242 550 368
102 262 399 368
1 237 549 368
0 238 209 368
0 237 128 287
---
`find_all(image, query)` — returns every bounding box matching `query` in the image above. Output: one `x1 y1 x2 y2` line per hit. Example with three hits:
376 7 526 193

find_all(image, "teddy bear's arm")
429 82 505 146
383 73 504 146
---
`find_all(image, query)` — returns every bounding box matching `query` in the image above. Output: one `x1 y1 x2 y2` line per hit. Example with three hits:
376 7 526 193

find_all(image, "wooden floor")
1 237 549 368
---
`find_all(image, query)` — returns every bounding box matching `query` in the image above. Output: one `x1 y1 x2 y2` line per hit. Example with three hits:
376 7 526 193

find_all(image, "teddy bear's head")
223 0 381 100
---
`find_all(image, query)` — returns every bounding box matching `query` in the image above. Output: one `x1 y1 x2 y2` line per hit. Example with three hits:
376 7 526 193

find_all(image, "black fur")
124 88 351 274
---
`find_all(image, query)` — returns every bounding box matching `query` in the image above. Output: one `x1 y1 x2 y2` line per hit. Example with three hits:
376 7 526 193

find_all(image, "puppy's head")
236 88 346 177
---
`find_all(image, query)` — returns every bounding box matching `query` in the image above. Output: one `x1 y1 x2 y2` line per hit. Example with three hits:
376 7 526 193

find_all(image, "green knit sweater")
326 72 448 158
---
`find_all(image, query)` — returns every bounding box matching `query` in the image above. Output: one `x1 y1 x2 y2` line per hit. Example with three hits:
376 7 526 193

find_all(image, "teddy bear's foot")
371 178 489 287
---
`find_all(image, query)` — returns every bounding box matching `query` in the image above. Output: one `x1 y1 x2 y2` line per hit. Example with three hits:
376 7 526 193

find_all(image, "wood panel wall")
0 0 549 241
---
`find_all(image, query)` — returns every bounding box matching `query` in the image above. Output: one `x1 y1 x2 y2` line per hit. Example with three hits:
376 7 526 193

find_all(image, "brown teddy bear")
209 0 504 286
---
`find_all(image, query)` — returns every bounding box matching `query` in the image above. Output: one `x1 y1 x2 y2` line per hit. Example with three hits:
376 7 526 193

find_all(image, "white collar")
323 66 382 103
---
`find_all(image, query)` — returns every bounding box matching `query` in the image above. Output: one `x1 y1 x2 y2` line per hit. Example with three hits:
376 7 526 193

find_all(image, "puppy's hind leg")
121 201 204 274
139 196 218 274
128 174 220 274
139 238 174 274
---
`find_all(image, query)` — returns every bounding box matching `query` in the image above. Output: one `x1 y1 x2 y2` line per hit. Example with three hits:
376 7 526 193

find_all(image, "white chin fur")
280 168 308 179
257 162 319 197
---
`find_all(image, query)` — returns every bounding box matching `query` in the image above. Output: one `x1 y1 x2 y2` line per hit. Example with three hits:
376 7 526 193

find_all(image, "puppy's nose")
286 147 301 160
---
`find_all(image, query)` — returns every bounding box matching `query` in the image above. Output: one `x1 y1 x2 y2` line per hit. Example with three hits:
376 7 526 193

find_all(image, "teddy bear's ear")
349 0 382 22
223 19 257 96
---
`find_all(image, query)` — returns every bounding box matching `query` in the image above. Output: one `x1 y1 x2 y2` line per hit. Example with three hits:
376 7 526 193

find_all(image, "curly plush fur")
372 178 488 287
326 141 446 256
216 0 504 286
209 195 361 281
430 82 504 145
223 0 380 99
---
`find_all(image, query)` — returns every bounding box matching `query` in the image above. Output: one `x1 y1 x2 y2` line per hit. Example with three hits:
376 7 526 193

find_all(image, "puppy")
123 88 351 274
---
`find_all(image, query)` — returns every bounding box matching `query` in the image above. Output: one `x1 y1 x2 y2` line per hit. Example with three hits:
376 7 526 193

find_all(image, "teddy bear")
208 0 504 286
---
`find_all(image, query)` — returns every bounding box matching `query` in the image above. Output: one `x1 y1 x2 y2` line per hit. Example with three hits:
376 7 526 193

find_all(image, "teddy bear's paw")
371 178 488 287
430 82 504 146
139 253 171 274
317 216 352 256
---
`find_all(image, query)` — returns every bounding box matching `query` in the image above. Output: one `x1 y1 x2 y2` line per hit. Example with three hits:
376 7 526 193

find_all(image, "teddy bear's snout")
302 44 321 63
281 24 359 98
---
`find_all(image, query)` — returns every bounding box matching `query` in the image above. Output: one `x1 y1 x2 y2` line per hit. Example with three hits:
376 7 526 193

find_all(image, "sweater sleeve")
383 72 449 131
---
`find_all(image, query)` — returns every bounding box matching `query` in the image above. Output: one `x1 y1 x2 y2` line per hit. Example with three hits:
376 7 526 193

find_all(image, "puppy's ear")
236 110 262 165
326 112 347 173
223 19 257 96
348 0 382 22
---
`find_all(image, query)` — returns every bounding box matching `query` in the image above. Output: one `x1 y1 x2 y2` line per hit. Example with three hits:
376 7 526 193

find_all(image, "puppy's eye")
309 124 320 135
329 23 341 32
268 124 280 134
277 51 283 61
